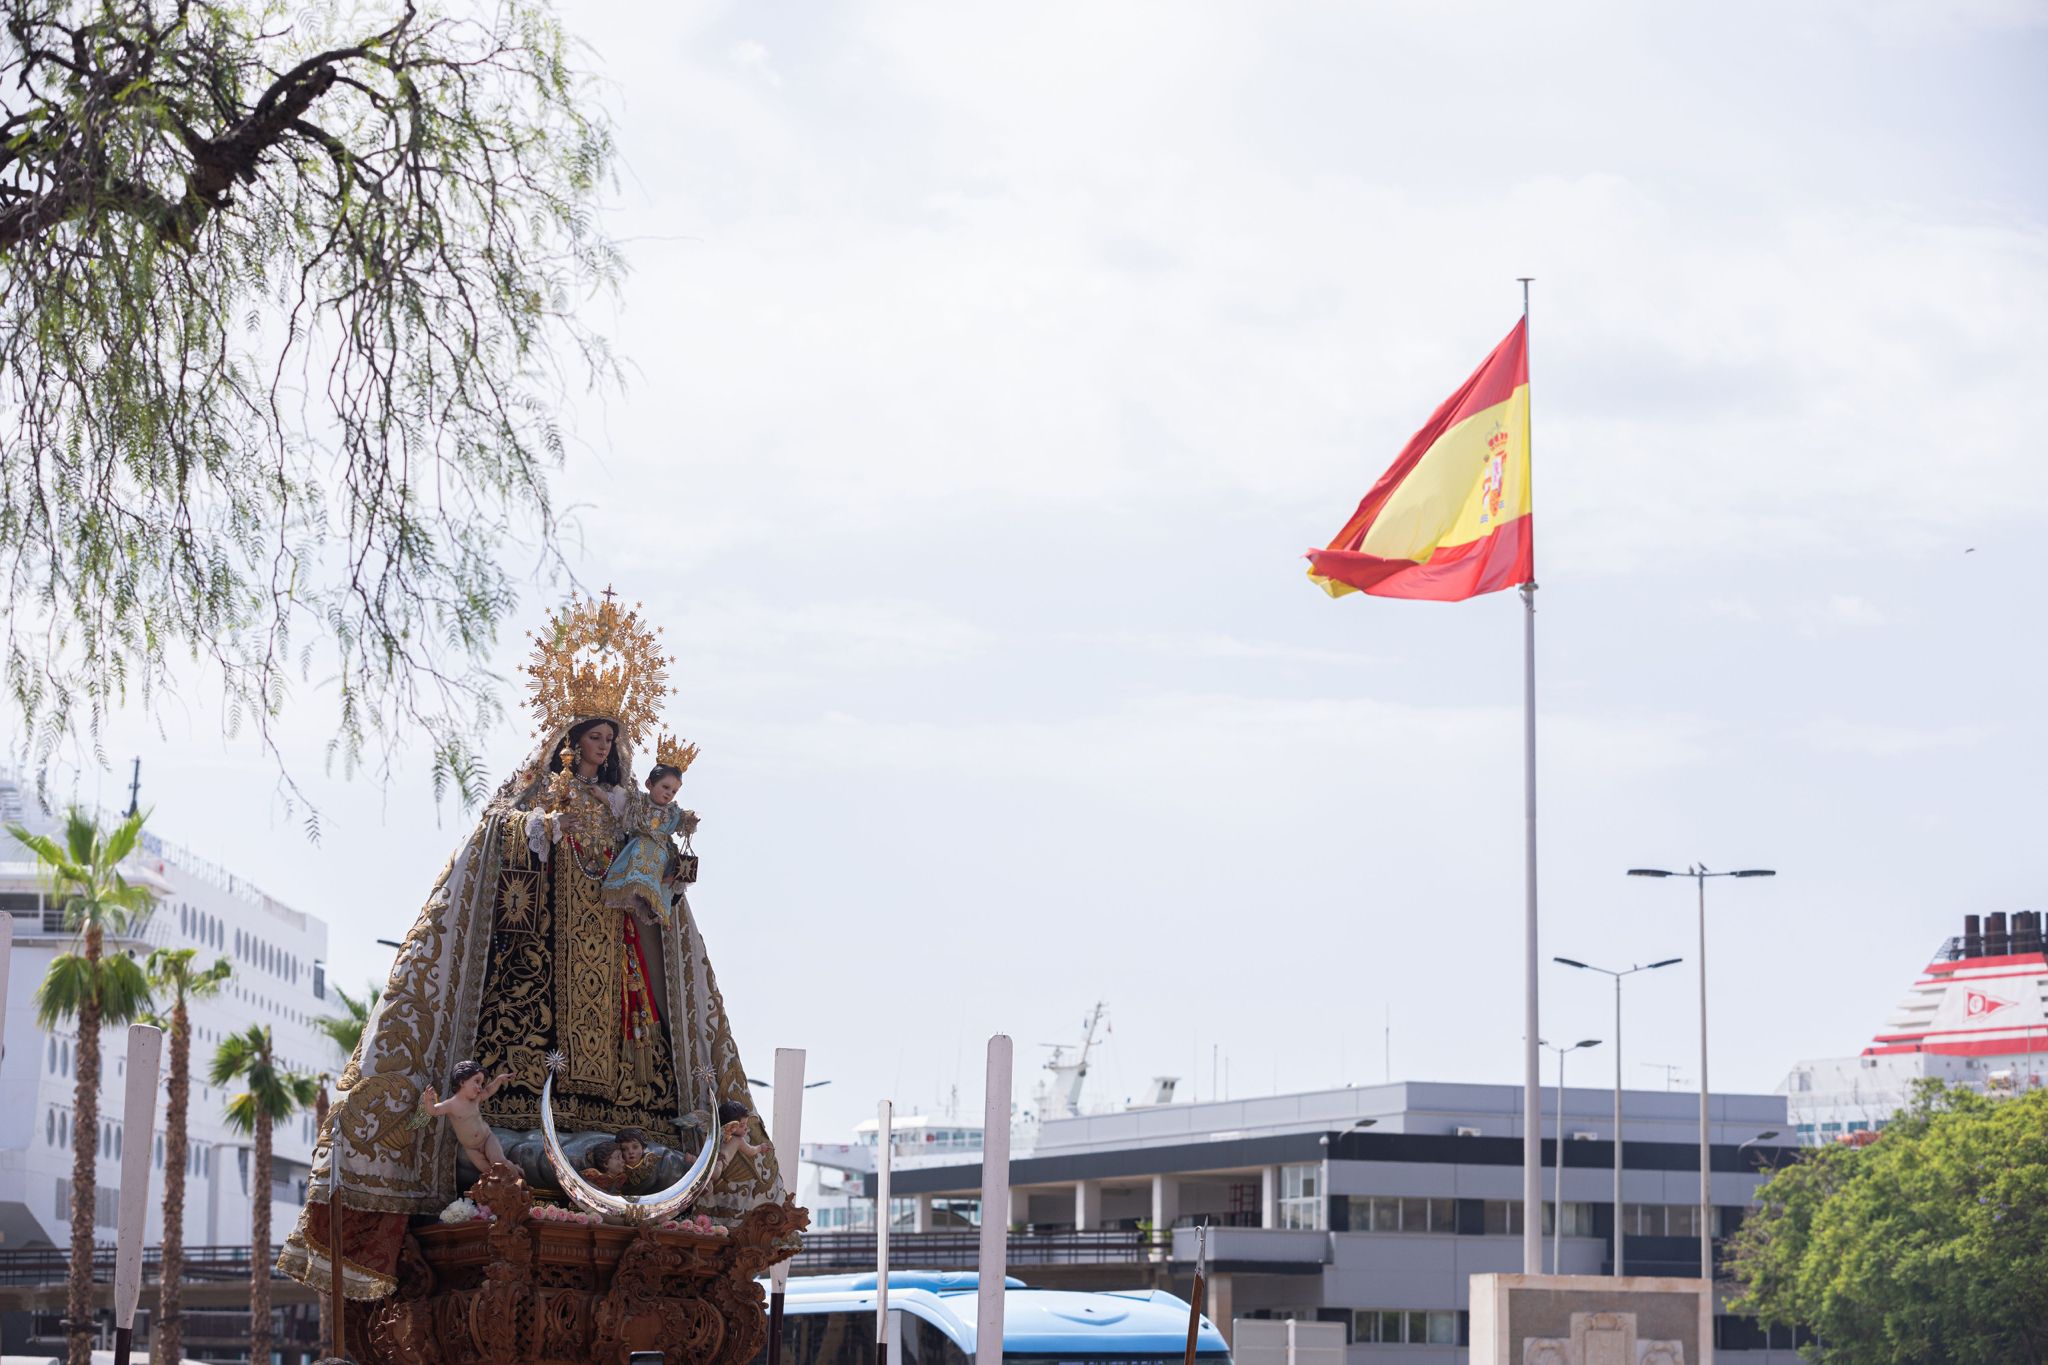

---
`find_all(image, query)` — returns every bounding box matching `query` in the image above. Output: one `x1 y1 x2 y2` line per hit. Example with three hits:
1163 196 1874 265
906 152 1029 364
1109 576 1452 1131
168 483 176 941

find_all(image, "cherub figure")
419 1060 514 1172
715 1099 773 1167
581 1138 628 1194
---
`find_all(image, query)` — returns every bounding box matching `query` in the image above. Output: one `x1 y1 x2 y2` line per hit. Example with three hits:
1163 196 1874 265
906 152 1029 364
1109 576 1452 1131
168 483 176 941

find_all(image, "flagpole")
1517 275 1543 1277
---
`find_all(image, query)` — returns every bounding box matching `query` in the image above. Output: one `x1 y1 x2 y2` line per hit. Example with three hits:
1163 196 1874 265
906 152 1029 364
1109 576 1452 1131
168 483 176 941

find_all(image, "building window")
1349 1196 1456 1234
1541 1202 1597 1237
1666 1204 1698 1238
1480 1200 1527 1236
46 1110 54 1146
1352 1309 1459 1346
1277 1164 1323 1229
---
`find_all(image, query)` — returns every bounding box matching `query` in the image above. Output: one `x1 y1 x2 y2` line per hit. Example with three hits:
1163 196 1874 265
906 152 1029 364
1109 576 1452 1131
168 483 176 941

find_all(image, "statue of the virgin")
280 592 785 1298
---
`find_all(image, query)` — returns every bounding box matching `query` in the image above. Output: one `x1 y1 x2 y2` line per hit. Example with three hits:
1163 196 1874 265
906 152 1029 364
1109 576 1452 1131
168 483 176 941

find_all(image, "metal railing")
0 1245 282 1287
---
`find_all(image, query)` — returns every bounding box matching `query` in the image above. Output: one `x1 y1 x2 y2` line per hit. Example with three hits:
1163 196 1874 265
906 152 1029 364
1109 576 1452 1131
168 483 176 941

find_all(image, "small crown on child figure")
654 734 701 773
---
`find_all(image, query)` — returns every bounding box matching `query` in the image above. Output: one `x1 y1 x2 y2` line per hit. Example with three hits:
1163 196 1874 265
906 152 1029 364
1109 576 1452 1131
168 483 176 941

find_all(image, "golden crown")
524 589 672 755
653 734 701 774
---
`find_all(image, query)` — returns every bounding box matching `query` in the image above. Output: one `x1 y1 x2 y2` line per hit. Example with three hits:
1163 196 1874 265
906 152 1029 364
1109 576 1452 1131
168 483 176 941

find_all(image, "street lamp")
1554 955 1682 1276
1736 1130 1782 1172
1540 1037 1601 1274
1629 864 1776 1280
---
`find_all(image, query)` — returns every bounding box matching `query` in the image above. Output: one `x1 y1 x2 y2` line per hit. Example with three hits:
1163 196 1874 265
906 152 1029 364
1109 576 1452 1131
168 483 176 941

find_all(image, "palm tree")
10 808 155 1365
212 1024 319 1365
143 948 231 1365
314 981 380 1060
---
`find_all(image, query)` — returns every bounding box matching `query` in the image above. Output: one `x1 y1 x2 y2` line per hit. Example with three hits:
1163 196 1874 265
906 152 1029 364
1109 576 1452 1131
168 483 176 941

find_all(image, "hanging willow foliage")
0 0 621 811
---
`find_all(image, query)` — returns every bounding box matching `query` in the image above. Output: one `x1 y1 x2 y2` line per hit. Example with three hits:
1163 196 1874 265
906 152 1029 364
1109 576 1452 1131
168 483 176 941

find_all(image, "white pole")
1614 973 1626 1278
1517 275 1542 1276
876 1098 894 1365
114 1023 163 1365
1696 871 1713 1285
767 1048 808 1365
1552 1049 1565 1274
976 1035 1013 1365
1520 572 1542 1275
1285 1316 1297 1365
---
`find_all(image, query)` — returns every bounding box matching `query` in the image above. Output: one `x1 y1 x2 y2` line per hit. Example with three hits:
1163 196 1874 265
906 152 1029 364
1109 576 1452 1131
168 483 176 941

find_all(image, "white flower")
439 1198 480 1224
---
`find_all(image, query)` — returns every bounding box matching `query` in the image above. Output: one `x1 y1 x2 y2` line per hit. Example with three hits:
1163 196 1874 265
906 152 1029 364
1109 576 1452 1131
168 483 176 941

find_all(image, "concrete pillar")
1151 1174 1180 1232
913 1192 934 1233
1074 1179 1102 1231
1208 1272 1235 1346
1260 1166 1278 1228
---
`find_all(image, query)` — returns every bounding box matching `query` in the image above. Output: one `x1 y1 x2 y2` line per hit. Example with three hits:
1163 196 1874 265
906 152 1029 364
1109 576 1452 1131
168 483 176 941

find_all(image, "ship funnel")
1986 911 2009 957
1963 914 1982 958
2015 911 2043 956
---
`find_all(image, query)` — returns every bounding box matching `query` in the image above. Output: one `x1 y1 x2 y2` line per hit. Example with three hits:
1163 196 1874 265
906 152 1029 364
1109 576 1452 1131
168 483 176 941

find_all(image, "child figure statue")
715 1099 773 1170
603 745 696 922
602 735 700 1084
420 1060 515 1173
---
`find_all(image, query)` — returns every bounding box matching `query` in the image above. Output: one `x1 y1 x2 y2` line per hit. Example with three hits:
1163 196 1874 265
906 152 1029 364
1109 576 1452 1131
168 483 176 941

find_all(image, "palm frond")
209 1029 261 1087
99 952 153 1024
34 954 95 1028
146 948 233 1001
101 809 147 867
61 808 97 866
6 825 76 876
223 1090 259 1135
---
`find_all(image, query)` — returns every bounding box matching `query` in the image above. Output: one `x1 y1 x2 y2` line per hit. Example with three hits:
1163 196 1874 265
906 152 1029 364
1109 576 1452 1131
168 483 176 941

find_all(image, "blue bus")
755 1271 1233 1365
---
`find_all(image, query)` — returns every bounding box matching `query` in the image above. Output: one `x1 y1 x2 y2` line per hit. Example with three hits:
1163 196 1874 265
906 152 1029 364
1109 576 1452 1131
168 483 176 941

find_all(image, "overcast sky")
44 0 2048 1142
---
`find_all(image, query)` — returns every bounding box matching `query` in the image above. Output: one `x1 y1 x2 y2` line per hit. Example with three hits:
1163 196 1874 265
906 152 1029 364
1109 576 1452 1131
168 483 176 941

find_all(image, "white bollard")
976 1035 1013 1365
114 1023 164 1365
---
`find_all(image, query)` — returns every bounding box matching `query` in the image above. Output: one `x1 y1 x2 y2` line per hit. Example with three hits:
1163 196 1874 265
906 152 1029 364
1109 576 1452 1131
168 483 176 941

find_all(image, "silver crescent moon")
539 1070 722 1225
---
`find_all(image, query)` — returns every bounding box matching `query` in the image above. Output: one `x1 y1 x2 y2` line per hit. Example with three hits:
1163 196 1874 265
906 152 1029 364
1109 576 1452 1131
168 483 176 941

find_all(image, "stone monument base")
1468 1274 1711 1365
341 1165 808 1365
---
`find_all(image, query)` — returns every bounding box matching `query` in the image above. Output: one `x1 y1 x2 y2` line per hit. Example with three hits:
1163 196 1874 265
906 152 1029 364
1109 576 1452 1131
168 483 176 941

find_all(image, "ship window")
61 1041 70 1077
45 1110 53 1146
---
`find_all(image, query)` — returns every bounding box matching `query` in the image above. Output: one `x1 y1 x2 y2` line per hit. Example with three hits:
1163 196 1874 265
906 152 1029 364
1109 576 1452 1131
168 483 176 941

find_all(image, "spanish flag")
1307 319 1532 600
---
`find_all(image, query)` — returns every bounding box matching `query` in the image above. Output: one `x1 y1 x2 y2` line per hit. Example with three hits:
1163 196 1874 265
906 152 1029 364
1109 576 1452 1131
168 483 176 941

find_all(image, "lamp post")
1540 1037 1601 1274
1628 864 1776 1281
1554 956 1682 1276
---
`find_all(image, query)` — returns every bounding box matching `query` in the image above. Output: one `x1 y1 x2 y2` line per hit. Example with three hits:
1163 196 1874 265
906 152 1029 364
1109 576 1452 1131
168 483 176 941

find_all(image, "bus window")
904 1316 971 1365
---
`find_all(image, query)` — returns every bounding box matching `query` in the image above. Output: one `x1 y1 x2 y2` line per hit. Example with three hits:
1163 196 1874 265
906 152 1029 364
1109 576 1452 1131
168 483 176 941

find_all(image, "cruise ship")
0 771 344 1251
1781 909 2048 1141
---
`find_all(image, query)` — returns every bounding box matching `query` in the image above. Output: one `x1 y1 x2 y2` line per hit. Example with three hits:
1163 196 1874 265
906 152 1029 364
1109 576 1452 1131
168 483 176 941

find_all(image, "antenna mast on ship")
1037 1001 1109 1120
